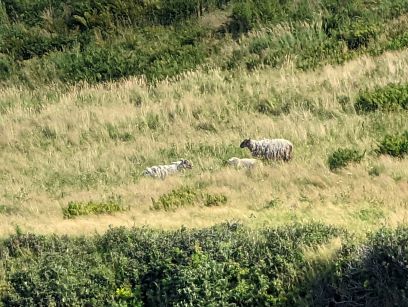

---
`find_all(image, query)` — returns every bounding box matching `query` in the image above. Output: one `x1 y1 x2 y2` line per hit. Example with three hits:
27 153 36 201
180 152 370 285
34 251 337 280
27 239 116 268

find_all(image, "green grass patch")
0 205 17 215
355 207 384 222
63 195 126 218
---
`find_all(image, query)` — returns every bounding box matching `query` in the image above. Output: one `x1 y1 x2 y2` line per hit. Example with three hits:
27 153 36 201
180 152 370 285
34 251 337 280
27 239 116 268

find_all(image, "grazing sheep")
143 159 193 179
227 157 258 169
240 138 293 161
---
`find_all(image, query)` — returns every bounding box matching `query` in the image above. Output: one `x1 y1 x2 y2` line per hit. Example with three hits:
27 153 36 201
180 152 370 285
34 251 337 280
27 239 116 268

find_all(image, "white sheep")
143 159 193 179
227 157 258 169
240 138 293 161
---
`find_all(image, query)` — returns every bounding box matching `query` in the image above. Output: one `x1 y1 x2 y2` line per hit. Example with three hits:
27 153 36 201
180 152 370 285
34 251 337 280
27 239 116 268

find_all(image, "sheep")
227 157 258 169
240 138 293 161
143 159 193 179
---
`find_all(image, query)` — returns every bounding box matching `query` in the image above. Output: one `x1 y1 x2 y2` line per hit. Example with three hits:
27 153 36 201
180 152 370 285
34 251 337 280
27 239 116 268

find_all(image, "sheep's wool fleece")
143 160 191 179
249 139 293 160
227 157 257 168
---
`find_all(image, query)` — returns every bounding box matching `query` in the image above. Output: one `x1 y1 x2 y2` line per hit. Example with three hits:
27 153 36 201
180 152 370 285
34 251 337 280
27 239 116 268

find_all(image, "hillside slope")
0 48 407 236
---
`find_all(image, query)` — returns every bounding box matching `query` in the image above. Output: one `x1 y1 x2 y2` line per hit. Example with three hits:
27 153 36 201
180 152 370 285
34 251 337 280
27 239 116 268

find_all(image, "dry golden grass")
0 49 408 237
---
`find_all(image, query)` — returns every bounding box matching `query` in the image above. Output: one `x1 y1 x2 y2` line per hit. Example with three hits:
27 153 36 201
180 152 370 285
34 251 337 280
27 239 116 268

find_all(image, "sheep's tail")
285 143 293 161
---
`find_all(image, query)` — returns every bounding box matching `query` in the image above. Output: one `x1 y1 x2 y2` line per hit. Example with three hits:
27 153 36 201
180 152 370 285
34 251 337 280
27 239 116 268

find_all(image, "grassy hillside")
1 0 408 305
0 48 408 236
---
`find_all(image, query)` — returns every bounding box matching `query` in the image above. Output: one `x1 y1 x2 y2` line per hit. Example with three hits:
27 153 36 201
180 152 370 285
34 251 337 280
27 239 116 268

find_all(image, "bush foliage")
328 148 365 171
151 186 227 211
3 224 408 305
63 195 126 218
0 222 342 306
355 83 408 113
377 131 408 158
316 227 408 306
2 0 408 85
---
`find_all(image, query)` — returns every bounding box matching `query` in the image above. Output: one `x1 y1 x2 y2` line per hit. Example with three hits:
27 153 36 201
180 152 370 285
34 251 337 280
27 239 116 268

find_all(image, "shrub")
63 195 126 218
355 83 408 113
203 193 227 207
377 131 408 157
0 24 74 60
1 222 343 306
316 227 408 306
328 148 365 171
151 186 198 211
151 186 228 211
340 20 380 50
0 53 14 80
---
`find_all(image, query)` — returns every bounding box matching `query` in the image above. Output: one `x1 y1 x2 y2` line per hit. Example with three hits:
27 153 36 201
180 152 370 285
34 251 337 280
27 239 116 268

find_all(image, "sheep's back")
253 139 293 160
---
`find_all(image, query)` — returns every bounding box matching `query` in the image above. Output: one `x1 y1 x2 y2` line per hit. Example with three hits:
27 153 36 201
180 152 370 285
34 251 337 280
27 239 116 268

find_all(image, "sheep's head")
227 157 239 165
240 139 251 148
180 159 193 169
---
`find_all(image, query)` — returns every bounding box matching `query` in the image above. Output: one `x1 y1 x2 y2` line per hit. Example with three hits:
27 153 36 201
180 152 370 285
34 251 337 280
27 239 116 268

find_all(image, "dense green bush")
229 0 318 33
0 222 342 306
355 83 408 113
322 0 381 49
2 0 408 84
328 148 365 171
3 223 408 306
377 131 408 157
0 24 74 60
63 195 126 218
0 54 14 80
151 186 227 211
315 227 408 306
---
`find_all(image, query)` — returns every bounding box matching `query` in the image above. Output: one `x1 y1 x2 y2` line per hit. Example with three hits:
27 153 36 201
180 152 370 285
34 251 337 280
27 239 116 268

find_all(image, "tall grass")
0 49 407 236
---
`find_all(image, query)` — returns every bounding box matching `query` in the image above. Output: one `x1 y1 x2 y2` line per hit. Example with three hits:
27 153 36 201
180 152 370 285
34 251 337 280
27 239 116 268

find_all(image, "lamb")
227 157 258 169
240 138 293 161
143 159 193 179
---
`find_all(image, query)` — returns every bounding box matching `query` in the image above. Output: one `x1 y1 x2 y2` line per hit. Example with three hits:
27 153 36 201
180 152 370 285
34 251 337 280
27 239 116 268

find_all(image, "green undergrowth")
355 83 408 113
63 195 126 218
151 185 228 211
3 0 408 86
1 223 408 306
377 130 408 158
328 148 365 171
0 222 341 306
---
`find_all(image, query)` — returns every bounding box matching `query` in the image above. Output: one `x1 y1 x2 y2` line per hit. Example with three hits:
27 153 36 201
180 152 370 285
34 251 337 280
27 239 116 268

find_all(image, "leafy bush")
229 0 318 33
151 186 198 211
0 222 342 306
328 148 365 171
377 131 408 157
0 53 13 80
9 224 408 306
355 83 408 113
203 193 227 207
1 0 408 85
315 227 408 306
151 186 228 211
0 24 74 60
63 195 126 218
